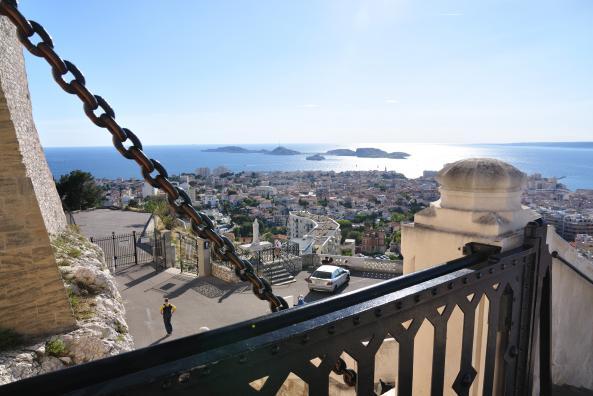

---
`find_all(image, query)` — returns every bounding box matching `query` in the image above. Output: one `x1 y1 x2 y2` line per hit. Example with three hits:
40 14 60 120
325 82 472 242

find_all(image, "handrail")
1 243 502 395
551 250 593 286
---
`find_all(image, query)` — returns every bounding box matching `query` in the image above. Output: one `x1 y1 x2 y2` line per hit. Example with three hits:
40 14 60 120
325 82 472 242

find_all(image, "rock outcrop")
0 228 134 385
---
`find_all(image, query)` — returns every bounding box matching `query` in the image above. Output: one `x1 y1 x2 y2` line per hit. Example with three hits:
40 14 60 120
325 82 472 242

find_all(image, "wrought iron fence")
235 241 301 279
3 223 552 396
90 231 153 273
175 232 199 274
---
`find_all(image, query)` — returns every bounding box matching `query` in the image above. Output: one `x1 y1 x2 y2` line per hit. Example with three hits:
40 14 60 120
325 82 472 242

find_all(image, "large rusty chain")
0 1 357 386
0 0 288 314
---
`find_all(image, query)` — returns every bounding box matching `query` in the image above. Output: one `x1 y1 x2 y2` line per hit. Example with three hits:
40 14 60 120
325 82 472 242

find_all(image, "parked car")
306 265 350 293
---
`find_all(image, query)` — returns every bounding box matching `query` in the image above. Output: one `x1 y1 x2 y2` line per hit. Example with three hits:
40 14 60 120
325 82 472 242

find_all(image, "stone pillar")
0 16 74 335
161 231 175 268
401 158 540 395
198 238 211 277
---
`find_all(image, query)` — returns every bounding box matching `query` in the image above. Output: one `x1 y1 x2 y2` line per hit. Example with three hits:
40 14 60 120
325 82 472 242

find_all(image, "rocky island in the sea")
202 146 301 155
325 147 410 159
267 146 300 155
202 145 258 153
306 154 325 161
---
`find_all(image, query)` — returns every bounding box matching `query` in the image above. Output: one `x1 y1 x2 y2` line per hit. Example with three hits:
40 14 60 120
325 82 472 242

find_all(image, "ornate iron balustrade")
1 221 552 395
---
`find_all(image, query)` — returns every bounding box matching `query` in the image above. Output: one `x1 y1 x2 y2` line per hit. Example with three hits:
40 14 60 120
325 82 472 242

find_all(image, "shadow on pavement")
162 276 240 299
217 284 250 303
304 282 349 303
148 334 170 346
117 264 161 290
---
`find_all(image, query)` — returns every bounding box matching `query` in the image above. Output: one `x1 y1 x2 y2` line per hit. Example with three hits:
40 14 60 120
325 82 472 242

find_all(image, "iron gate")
176 232 199 274
90 231 154 273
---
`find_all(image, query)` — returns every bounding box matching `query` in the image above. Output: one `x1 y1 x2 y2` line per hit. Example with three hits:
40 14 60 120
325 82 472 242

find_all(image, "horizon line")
41 140 593 149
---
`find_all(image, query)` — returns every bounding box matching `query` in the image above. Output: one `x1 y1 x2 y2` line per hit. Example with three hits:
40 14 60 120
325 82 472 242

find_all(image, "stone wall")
0 229 134 384
0 16 74 335
0 17 66 234
211 262 240 283
306 254 403 274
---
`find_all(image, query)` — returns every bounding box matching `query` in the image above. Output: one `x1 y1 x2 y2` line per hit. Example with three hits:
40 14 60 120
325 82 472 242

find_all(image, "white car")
307 265 350 293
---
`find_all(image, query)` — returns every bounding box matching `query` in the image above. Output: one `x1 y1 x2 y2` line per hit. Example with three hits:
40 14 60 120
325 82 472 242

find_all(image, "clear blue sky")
18 0 593 147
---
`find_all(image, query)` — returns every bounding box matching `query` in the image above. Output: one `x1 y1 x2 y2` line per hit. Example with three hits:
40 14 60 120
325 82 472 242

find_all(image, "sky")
16 0 593 147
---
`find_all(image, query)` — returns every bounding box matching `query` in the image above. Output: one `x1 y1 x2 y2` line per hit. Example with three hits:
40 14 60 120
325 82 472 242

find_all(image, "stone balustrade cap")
437 158 526 192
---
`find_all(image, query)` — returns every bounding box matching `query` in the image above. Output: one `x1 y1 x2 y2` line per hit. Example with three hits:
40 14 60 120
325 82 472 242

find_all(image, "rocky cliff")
0 228 134 384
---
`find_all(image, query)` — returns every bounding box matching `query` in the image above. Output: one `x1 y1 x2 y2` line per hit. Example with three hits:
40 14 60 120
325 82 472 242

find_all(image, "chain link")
0 1 290 314
333 357 357 387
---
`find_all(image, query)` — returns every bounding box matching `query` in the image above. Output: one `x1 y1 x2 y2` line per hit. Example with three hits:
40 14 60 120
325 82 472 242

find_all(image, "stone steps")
262 262 295 285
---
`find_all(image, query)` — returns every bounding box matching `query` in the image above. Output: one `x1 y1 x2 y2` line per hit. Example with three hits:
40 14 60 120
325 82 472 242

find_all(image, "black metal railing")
90 231 153 272
1 222 552 395
250 240 300 264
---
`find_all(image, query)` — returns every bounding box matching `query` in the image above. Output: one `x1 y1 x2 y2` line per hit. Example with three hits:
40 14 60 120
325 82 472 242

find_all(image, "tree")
56 170 103 210
392 230 402 245
144 197 175 230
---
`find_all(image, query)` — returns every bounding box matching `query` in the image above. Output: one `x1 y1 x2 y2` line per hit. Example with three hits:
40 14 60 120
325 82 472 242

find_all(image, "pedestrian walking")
160 298 176 335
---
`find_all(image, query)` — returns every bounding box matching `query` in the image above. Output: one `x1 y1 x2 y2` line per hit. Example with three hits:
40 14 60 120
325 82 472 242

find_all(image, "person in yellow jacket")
160 298 177 335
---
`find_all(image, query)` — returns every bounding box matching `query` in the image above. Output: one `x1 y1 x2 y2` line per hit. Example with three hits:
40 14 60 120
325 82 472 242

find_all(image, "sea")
44 142 593 191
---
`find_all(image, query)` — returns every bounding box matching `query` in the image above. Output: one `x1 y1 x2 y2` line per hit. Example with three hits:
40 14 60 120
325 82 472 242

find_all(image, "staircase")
263 262 295 285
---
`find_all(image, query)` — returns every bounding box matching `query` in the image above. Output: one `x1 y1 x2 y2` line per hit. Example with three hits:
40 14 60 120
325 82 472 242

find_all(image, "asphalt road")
116 265 394 348
73 209 153 238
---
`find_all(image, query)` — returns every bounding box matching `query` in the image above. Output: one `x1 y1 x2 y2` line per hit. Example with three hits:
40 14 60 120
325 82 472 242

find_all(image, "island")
202 145 301 155
266 146 301 155
306 154 325 161
202 146 259 153
325 147 409 159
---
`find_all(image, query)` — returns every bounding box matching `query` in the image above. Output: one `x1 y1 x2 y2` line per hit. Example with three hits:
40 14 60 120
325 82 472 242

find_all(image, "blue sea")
44 142 593 191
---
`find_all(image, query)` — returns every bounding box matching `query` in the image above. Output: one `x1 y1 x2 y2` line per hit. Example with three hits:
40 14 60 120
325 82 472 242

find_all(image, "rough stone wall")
0 16 74 335
0 16 66 234
211 262 240 283
0 229 134 385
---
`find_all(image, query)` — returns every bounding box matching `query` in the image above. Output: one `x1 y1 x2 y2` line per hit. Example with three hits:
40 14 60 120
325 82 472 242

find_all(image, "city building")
288 211 341 255
361 229 386 255
539 208 593 241
195 167 211 177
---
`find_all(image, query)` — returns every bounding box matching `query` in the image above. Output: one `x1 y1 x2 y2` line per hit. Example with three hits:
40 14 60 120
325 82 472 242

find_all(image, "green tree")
337 219 352 229
150 199 175 230
392 230 402 245
56 170 103 210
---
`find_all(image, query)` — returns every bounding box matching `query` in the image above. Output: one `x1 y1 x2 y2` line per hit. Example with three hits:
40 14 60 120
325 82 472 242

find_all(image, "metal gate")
176 233 199 274
90 231 154 273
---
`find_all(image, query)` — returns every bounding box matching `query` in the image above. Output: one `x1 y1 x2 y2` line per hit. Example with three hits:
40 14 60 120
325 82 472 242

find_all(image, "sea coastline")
44 142 593 191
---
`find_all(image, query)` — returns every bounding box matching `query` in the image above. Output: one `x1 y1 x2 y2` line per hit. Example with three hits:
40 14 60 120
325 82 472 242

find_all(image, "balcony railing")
1 221 552 395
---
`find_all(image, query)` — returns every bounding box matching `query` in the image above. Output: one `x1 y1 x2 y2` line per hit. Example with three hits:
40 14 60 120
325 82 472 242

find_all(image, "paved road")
73 209 153 238
116 265 393 348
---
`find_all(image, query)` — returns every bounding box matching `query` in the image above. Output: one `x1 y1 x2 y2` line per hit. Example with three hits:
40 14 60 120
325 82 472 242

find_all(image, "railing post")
132 231 138 266
112 232 117 270
195 238 199 274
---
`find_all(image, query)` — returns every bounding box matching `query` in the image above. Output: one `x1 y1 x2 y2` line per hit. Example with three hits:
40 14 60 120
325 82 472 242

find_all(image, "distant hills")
325 147 410 159
202 146 300 155
203 146 410 159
